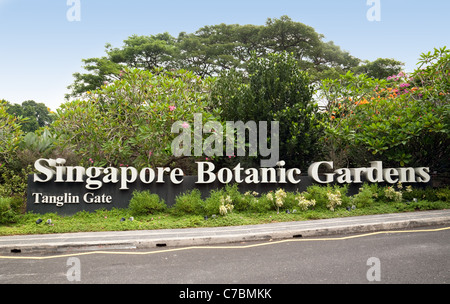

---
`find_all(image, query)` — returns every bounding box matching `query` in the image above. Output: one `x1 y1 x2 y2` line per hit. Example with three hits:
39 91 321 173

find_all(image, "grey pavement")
1 209 450 255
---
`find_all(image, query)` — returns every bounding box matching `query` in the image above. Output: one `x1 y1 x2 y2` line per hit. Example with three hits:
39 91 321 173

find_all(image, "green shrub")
248 194 272 213
203 189 225 216
0 196 19 224
303 184 350 211
436 187 450 202
363 183 384 201
352 189 375 208
0 166 31 199
295 192 316 211
405 200 448 211
202 186 240 216
266 189 289 213
223 184 245 211
236 190 270 213
211 51 322 169
53 68 217 170
302 185 328 209
282 191 300 211
264 189 299 212
352 184 378 208
402 187 439 202
128 190 166 216
172 189 204 216
234 191 252 212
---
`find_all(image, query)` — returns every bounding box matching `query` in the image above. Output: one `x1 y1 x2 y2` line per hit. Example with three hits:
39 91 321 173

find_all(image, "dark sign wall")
27 162 432 215
27 174 328 215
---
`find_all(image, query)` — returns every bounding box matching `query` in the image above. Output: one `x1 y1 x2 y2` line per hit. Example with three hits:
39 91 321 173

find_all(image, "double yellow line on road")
1 226 449 260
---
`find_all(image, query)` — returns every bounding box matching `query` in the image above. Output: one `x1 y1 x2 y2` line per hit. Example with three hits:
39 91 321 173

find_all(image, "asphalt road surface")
1 226 449 285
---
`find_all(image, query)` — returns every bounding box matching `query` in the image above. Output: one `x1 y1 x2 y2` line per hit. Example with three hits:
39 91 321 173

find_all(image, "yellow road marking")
1 226 449 260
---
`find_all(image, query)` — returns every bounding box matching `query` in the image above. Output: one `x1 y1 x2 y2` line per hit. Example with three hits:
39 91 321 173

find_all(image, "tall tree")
5 100 53 133
108 33 178 70
65 16 386 98
353 58 404 79
67 33 178 98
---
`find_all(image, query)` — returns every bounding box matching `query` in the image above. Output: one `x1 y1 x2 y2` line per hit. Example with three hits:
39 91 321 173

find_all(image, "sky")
0 0 449 111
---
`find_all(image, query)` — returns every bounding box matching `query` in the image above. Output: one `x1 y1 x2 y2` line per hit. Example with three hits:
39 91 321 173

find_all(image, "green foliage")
5 100 54 133
247 193 273 213
67 16 362 97
0 196 23 224
302 184 350 211
67 33 178 97
353 58 404 80
320 47 450 171
0 197 17 224
235 190 273 213
0 165 31 201
172 189 204 216
196 185 245 216
401 186 450 202
221 184 243 211
414 46 450 106
1 185 450 236
211 51 323 168
384 186 403 202
128 190 167 216
19 128 56 154
436 188 450 202
53 68 217 171
203 189 225 216
281 191 300 211
295 193 316 211
353 183 383 208
0 101 25 165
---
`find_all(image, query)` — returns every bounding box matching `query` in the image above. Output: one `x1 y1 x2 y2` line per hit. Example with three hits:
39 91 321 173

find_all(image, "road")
0 226 449 285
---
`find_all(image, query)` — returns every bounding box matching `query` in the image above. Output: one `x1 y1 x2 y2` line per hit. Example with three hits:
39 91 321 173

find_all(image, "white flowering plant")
265 189 288 213
326 190 342 211
219 195 234 216
384 185 403 202
296 194 316 211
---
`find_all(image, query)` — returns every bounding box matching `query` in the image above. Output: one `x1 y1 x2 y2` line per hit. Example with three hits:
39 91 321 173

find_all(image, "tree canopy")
67 16 400 98
4 100 53 133
211 51 323 169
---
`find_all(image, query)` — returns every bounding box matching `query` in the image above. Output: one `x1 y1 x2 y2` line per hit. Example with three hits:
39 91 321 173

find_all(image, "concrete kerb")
1 210 450 255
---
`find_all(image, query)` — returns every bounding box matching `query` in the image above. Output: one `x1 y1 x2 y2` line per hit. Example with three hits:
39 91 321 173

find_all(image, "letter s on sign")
415 167 430 183
34 158 55 182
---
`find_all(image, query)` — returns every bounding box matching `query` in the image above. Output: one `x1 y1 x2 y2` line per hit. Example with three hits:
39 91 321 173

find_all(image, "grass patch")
1 200 449 236
1 184 449 236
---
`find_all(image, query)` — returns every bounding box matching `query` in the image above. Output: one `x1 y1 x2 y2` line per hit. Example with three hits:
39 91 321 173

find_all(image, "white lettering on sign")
83 192 112 204
32 192 80 207
307 161 430 184
33 158 431 190
171 113 280 167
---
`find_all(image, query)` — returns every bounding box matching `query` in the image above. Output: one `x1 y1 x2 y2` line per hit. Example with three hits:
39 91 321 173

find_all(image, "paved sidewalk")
1 209 450 254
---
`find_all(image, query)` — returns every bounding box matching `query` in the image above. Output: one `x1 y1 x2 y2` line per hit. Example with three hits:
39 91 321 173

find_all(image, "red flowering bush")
320 47 449 172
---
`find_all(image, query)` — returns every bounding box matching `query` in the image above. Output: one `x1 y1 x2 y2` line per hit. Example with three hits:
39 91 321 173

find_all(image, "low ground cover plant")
0 184 449 236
